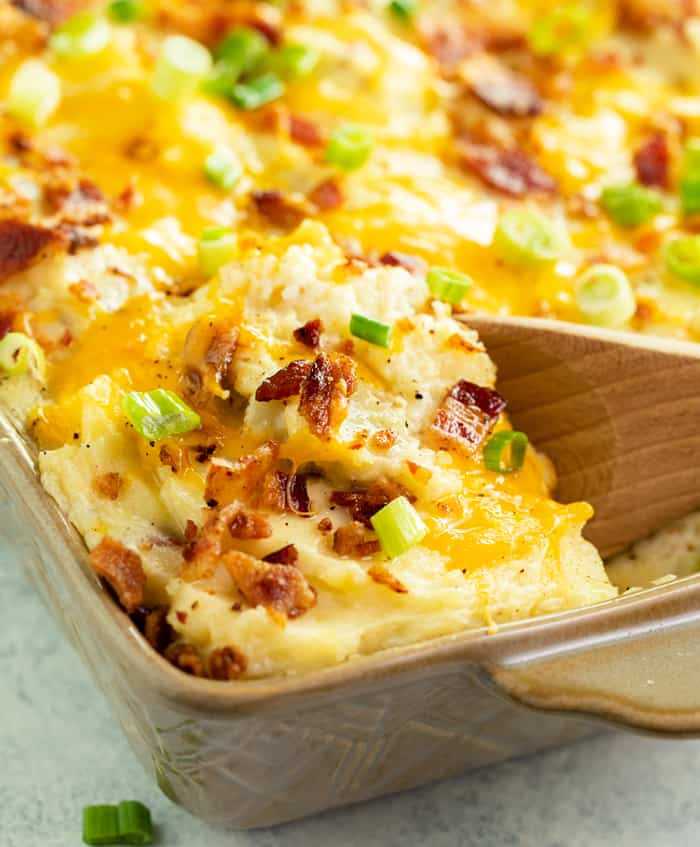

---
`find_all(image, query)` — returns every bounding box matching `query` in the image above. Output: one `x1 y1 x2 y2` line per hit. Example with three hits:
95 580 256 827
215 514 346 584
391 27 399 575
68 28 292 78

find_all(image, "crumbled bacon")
10 0 80 26
209 646 247 680
458 144 557 197
263 544 299 565
58 223 98 254
421 23 480 68
93 472 123 501
252 190 307 230
368 564 408 594
88 537 145 614
287 472 311 514
182 318 239 405
331 478 414 528
228 507 272 540
333 522 380 558
205 442 280 509
260 469 288 512
378 252 427 276
308 178 344 211
289 115 324 147
634 133 670 189
293 318 323 350
255 359 312 402
370 429 398 451
130 605 173 653
462 55 544 118
299 352 357 440
318 517 333 533
223 550 317 619
164 642 204 676
431 379 505 455
44 177 110 226
0 219 66 280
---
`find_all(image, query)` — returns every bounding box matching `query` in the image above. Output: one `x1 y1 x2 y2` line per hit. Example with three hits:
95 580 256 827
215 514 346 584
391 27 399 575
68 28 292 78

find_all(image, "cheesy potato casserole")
2 0 699 679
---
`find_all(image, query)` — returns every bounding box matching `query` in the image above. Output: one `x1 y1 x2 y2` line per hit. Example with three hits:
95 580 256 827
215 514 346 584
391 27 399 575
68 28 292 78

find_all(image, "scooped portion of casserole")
6 0 700 678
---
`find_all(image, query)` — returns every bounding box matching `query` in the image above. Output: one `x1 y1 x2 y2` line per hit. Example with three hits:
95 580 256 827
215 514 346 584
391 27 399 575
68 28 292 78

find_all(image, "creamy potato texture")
3 0 699 678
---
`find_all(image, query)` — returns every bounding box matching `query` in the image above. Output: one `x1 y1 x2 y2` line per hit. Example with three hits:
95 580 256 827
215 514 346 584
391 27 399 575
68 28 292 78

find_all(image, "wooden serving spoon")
461 314 700 559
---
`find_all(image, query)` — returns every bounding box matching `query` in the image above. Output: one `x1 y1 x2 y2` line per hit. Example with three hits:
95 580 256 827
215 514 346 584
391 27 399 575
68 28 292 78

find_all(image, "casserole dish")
5 405 700 829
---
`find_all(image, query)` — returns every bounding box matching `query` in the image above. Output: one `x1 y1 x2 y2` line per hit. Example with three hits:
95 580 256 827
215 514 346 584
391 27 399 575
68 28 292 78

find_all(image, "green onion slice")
349 313 392 348
272 43 320 80
117 801 153 845
574 263 636 328
82 805 120 846
680 140 700 216
600 183 663 228
214 27 269 73
371 496 427 559
198 226 238 277
483 430 529 474
50 12 111 59
152 35 213 102
204 145 242 191
230 73 285 110
493 209 563 268
122 389 201 440
665 236 700 286
202 60 240 97
326 124 374 171
6 60 61 127
0 332 46 380
388 0 417 23
108 0 145 22
529 5 593 57
426 266 473 305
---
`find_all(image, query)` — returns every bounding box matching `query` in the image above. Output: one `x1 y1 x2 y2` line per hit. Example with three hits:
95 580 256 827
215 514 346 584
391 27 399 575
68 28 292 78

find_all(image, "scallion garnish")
122 389 201 440
202 60 239 97
82 805 120 846
493 209 562 268
117 801 153 845
426 267 473 305
0 332 46 380
272 43 320 79
6 60 61 127
600 183 663 228
230 73 285 110
82 801 153 845
664 236 700 286
483 431 529 474
529 5 592 57
214 27 269 74
349 313 392 348
370 496 427 559
152 35 213 102
680 140 700 216
326 124 374 171
388 0 416 23
574 263 636 327
108 0 144 23
50 12 111 59
198 226 238 276
204 145 242 191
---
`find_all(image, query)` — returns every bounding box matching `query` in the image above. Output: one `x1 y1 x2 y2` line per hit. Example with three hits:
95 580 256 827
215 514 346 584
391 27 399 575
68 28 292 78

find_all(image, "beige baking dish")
3 406 700 829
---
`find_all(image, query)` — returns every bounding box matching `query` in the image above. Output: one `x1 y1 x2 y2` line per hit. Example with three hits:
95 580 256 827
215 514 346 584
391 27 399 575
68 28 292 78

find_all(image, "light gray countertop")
3 546 700 847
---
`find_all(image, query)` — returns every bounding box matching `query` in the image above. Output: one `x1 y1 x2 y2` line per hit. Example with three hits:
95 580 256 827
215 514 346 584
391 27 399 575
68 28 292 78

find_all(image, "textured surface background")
4 544 700 846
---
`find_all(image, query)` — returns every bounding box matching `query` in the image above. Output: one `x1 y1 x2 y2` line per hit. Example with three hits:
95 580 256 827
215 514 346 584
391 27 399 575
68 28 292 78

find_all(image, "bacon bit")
88 537 145 614
252 190 307 230
124 136 159 163
176 610 188 624
333 522 380 558
10 0 80 26
209 646 247 680
458 143 557 197
158 444 180 473
338 338 355 356
8 131 33 154
58 223 98 254
378 252 427 276
293 318 323 350
331 478 415 528
131 605 173 652
421 23 479 68
164 643 204 677
0 219 66 280
223 550 317 619
287 472 311 514
68 279 98 303
93 472 123 501
308 178 344 211
114 180 142 214
255 359 312 402
182 319 239 405
192 443 217 463
45 177 110 226
461 55 543 118
228 507 272 540
370 429 398 451
445 332 484 354
299 352 357 440
634 133 670 189
261 469 287 512
205 442 280 509
368 563 408 594
431 379 505 455
289 115 324 147
263 544 299 565
318 517 333 533
184 520 198 543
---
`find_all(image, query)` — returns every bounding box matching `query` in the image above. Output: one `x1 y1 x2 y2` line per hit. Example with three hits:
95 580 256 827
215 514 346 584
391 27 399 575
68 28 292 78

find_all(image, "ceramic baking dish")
3 408 700 829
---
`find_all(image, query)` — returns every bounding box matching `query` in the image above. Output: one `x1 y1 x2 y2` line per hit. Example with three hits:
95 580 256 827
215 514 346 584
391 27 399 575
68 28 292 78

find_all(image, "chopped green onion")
82 805 120 846
50 12 111 59
684 138 700 173
272 43 320 80
6 60 61 127
0 332 46 380
326 124 374 171
204 145 242 191
230 73 285 110
388 0 416 23
202 60 240 97
349 313 392 348
152 35 213 102
122 389 201 440
493 209 562 268
529 5 592 57
198 226 238 276
679 140 700 216
370 496 427 559
483 431 529 474
108 0 144 22
426 267 473 305
600 183 663 228
117 801 153 845
574 263 636 327
664 236 700 286
214 27 269 74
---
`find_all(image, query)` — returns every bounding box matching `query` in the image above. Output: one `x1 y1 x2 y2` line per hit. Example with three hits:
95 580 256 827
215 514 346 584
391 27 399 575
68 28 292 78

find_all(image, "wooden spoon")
461 314 700 558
